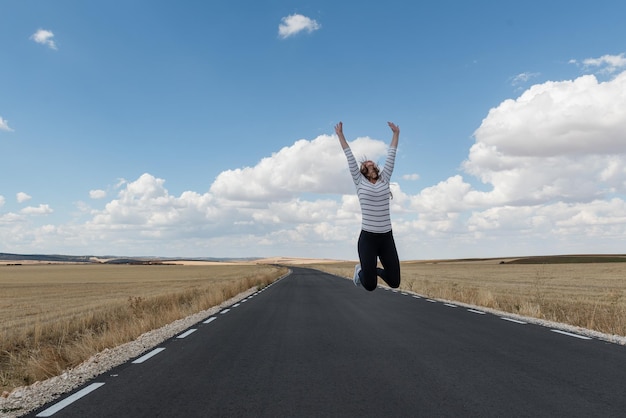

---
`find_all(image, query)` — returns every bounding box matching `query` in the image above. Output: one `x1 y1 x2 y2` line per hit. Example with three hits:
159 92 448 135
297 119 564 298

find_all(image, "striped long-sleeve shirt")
344 146 397 233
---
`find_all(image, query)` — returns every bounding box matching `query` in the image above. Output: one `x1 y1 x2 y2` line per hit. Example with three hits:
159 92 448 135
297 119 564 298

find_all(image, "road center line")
132 347 166 364
35 382 105 417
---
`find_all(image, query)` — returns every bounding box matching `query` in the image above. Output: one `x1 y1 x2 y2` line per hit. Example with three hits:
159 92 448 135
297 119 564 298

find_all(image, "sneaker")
353 264 362 287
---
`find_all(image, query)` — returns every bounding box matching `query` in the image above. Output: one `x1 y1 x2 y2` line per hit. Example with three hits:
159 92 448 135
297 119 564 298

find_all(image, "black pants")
357 230 401 291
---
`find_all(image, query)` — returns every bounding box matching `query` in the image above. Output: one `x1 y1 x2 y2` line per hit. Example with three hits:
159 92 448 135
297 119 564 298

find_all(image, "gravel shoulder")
0 287 258 418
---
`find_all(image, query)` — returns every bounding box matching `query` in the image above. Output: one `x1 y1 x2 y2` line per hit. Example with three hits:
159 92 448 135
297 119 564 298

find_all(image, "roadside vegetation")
0 263 287 393
310 256 626 338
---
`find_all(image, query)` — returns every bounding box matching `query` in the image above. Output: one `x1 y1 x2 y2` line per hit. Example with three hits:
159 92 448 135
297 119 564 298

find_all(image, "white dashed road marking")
132 347 166 364
176 329 197 339
551 330 592 340
36 383 105 417
501 317 527 324
467 309 486 315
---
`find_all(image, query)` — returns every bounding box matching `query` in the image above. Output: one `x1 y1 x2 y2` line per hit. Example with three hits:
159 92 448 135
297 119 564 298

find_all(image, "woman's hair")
359 157 380 177
360 157 392 199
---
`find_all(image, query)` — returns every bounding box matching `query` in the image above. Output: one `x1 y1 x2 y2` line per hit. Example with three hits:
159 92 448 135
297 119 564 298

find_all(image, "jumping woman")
335 121 401 291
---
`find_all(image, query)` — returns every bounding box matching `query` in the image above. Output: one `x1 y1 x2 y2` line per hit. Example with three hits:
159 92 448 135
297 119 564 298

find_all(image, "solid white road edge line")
551 329 592 340
132 347 166 364
35 382 105 417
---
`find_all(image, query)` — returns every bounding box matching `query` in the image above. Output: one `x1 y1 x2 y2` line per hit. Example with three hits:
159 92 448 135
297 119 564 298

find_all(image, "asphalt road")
30 267 626 417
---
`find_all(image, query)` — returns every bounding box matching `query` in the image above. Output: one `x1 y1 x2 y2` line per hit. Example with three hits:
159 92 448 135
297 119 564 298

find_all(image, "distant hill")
503 254 626 264
4 252 625 265
0 252 260 264
0 253 93 263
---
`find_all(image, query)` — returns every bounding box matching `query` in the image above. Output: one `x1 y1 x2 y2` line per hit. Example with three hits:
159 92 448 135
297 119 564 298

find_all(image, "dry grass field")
2 256 625 395
0 263 287 393
309 258 626 339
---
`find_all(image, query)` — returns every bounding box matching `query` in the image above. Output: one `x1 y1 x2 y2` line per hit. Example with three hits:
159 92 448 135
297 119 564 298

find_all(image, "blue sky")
2 0 626 260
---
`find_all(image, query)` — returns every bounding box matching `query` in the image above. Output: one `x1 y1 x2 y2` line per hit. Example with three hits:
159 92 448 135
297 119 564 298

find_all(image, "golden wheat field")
0 262 287 393
310 258 626 338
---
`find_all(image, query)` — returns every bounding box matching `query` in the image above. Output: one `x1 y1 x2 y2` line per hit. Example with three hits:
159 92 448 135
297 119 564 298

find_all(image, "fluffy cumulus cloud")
89 189 107 199
21 204 53 215
3 60 626 259
463 71 626 204
401 67 626 256
30 29 57 50
210 135 386 200
278 14 320 39
0 133 390 257
16 192 31 203
73 136 388 256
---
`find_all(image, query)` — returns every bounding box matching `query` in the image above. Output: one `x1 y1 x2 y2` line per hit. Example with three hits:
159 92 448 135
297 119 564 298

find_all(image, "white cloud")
0 196 4 208
471 73 626 158
73 169 360 256
0 116 13 132
0 134 390 257
21 204 53 215
17 192 32 203
210 134 386 200
30 29 57 50
511 72 540 86
5 68 626 260
461 71 626 208
89 189 107 199
580 53 626 75
278 14 320 39
402 173 420 181
368 68 626 257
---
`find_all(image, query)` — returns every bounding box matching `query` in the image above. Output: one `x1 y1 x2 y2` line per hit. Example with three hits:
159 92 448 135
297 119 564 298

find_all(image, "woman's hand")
336 121 349 149
335 121 344 136
388 122 400 134
388 122 399 147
